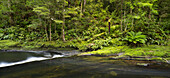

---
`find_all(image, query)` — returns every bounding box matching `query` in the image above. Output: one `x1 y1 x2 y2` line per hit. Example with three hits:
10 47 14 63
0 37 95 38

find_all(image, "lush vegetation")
0 0 169 61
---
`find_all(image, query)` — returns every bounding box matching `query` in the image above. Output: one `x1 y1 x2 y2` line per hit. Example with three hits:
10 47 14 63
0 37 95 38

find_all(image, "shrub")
123 31 147 46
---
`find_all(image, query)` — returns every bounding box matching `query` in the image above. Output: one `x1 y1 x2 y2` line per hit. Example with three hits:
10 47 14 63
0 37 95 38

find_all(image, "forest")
0 0 170 77
0 0 169 59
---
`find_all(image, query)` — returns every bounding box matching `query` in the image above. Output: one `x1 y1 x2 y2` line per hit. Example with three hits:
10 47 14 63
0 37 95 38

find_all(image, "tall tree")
83 0 86 12
8 0 13 26
62 0 66 42
121 0 123 32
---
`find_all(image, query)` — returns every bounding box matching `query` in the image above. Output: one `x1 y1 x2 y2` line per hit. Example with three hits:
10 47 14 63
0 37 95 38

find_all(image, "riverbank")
79 45 170 63
0 40 169 63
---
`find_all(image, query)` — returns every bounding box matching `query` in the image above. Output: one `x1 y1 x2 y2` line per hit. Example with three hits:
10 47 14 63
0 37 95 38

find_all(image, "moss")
151 57 163 61
80 45 170 61
0 40 19 49
122 45 170 57
79 46 127 55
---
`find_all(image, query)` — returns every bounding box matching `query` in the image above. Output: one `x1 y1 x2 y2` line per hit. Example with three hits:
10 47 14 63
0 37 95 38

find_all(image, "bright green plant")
123 31 147 46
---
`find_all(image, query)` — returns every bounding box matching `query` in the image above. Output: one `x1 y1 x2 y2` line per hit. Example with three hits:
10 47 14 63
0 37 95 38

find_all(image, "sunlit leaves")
151 9 158 15
133 16 140 19
33 6 50 16
109 0 116 3
53 20 63 24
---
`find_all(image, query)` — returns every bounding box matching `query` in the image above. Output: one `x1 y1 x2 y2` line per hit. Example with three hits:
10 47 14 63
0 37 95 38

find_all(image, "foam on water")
0 54 64 68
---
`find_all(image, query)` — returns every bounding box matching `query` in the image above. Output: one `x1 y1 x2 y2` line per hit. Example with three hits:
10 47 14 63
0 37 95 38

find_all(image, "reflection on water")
0 51 170 78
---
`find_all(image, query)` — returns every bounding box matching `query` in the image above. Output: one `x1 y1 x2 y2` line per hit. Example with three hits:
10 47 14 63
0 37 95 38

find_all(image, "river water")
0 50 169 78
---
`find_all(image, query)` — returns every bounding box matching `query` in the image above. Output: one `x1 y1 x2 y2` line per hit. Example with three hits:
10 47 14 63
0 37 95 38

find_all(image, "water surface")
0 51 169 78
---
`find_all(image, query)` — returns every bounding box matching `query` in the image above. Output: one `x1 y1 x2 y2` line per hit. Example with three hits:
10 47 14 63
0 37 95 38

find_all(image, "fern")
123 31 147 46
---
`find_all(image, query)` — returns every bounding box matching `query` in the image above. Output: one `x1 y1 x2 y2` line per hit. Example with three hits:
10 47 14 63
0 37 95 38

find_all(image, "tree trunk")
55 23 57 33
62 1 66 42
149 11 151 20
44 21 49 41
83 0 86 12
8 0 13 26
130 0 133 29
124 1 127 31
109 22 111 34
38 16 43 37
49 20 52 41
62 18 65 42
80 0 83 18
121 0 123 32
8 0 11 12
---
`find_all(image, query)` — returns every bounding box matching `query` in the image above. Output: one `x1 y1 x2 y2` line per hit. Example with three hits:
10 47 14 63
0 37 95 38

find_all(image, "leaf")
129 39 132 42
136 32 142 36
55 11 62 14
139 39 146 44
64 15 71 18
110 0 116 3
0 33 4 37
33 6 50 16
67 11 78 15
133 41 137 44
53 20 63 24
133 16 140 19
123 38 128 40
123 31 147 45
139 35 146 38
71 17 78 21
151 9 158 15
128 31 135 37
136 39 140 41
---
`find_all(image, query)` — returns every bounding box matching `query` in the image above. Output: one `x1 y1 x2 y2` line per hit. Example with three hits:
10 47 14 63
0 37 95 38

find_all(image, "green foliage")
123 31 147 46
0 0 169 51
0 40 19 49
33 6 50 17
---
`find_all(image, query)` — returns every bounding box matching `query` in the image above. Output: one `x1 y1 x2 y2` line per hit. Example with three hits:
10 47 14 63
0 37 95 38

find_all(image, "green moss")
79 46 127 55
80 45 170 59
0 40 19 49
151 57 163 61
122 45 170 57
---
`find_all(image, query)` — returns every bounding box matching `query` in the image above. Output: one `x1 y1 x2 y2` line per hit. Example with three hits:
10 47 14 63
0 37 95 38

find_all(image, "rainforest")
0 0 170 78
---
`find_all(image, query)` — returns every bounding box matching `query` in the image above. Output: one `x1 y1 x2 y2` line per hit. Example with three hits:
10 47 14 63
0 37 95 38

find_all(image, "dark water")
0 51 170 78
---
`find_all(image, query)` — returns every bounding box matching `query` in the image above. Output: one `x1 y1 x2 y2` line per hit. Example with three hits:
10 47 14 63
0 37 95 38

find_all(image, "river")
0 50 169 78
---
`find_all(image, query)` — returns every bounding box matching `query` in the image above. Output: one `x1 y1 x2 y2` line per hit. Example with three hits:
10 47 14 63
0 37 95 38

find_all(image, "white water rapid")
0 54 64 68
